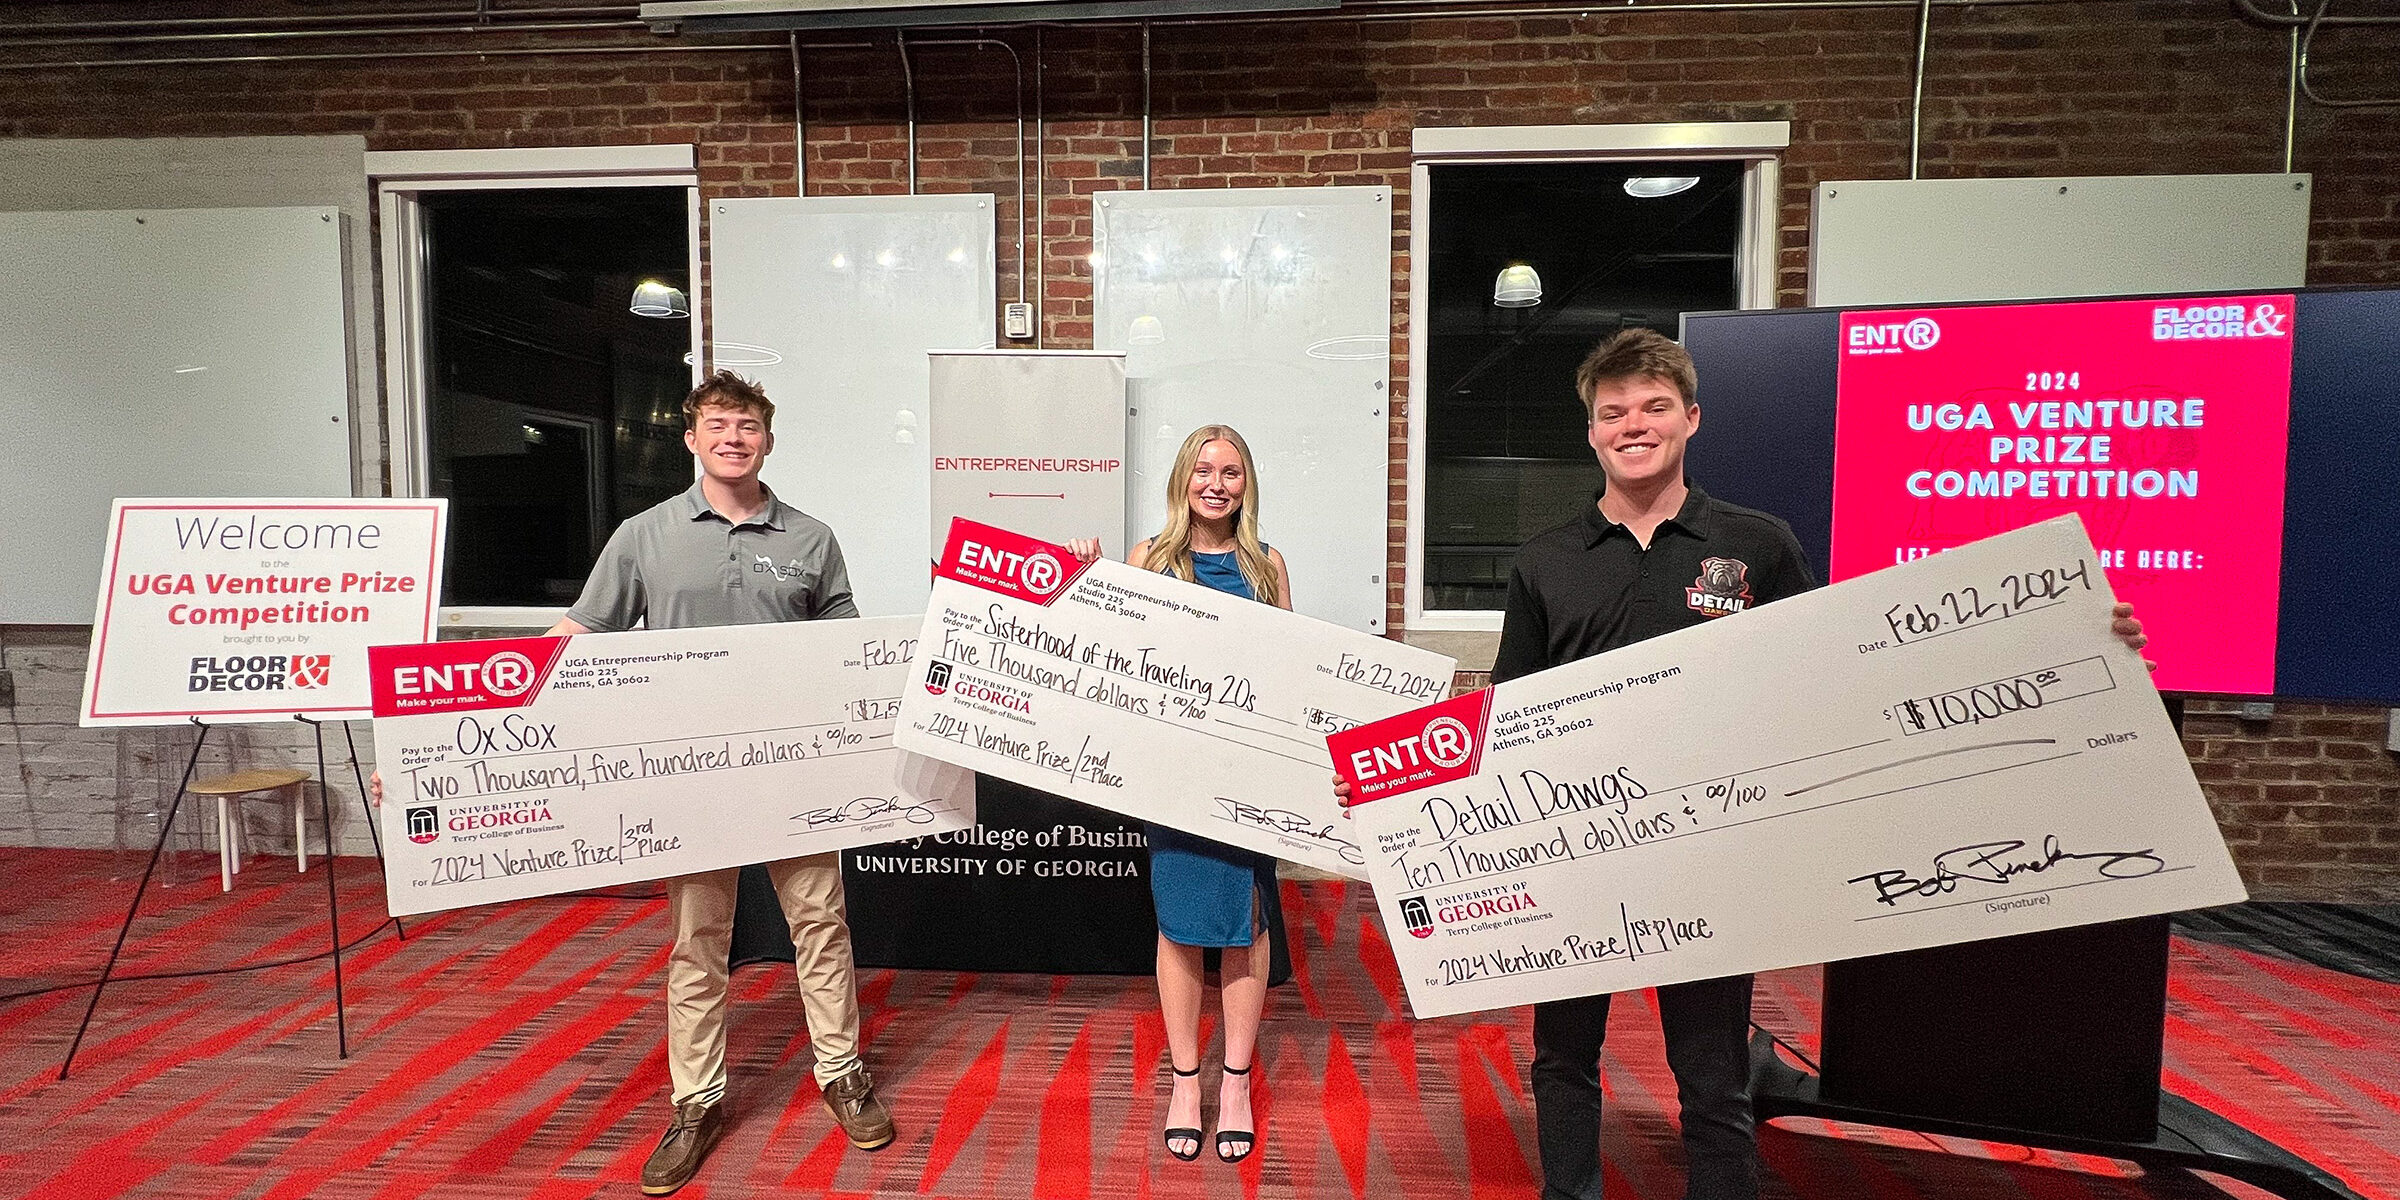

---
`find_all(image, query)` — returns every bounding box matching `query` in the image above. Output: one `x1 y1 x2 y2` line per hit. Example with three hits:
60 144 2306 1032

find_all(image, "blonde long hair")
1144 425 1279 606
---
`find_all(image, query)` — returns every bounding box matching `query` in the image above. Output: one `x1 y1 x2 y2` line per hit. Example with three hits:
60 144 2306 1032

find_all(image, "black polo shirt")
1491 481 1818 684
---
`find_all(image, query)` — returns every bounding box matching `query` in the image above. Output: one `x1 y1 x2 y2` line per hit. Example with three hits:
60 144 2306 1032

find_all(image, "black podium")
732 774 1158 974
1751 698 2366 1198
1752 915 2364 1199
732 772 1294 982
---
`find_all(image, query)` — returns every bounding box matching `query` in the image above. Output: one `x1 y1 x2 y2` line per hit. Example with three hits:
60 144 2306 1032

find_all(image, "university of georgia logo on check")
924 660 953 696
935 518 1091 605
405 804 440 845
1328 689 1496 803
1400 894 1435 939
1685 557 1754 618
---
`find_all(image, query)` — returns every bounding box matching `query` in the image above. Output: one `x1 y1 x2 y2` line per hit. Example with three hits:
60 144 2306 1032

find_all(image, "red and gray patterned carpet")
1 847 2394 1200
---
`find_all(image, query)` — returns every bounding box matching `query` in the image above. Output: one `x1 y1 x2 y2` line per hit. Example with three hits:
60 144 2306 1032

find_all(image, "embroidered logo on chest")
1685 557 1754 618
753 555 809 583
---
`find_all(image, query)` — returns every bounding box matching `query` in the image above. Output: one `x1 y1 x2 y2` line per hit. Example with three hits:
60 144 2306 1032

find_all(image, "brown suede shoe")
822 1066 897 1150
640 1099 726 1196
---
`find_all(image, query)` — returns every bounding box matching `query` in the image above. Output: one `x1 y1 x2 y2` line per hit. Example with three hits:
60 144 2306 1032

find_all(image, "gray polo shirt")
566 482 859 632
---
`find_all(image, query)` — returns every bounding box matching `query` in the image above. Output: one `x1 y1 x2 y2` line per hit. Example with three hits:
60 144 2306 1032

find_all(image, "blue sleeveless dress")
1147 549 1288 950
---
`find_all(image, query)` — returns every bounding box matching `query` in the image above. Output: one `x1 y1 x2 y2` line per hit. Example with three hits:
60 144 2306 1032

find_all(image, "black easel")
60 713 402 1080
1749 697 2367 1200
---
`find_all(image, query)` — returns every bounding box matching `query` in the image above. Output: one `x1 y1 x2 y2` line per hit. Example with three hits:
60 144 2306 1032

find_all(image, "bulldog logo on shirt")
1685 557 1754 618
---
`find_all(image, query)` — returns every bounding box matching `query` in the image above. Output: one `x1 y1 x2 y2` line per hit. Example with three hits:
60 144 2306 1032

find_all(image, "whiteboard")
0 207 353 624
1809 173 2310 306
711 195 997 617
1094 186 1393 633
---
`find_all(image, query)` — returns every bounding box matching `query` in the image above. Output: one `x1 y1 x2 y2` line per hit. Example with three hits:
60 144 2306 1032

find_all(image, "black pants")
1530 974 1758 1200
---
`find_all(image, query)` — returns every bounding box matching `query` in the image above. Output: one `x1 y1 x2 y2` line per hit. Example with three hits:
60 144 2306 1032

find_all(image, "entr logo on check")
1328 690 1494 801
393 649 535 698
960 537 1066 598
1350 714 1476 782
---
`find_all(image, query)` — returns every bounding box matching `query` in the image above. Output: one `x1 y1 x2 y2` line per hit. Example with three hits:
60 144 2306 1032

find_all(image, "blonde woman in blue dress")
1069 424 1291 1165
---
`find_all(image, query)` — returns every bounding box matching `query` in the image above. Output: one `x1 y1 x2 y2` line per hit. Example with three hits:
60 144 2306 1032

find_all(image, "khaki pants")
664 853 861 1106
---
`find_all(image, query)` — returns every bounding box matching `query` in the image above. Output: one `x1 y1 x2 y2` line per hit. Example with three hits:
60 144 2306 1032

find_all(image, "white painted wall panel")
1095 185 1393 632
0 207 353 624
711 194 997 616
1810 173 2310 306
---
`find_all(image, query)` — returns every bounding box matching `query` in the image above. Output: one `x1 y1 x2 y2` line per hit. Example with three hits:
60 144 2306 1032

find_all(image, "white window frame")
370 145 705 629
1404 122 1789 635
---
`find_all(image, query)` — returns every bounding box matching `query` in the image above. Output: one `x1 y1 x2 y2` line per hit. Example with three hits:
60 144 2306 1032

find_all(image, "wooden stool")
188 768 312 892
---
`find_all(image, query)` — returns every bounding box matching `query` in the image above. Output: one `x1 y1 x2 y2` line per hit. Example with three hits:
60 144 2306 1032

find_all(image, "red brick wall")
2 1 2394 899
2184 700 2400 900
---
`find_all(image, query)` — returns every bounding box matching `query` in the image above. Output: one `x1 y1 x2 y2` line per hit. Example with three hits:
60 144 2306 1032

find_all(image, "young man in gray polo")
554 369 895 1194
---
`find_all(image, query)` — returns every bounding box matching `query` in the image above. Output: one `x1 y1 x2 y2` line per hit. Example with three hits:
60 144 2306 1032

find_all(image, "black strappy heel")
1162 1065 1203 1161
1215 1063 1256 1164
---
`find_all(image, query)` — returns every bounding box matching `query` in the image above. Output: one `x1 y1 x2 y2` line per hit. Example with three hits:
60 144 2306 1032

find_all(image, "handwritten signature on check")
795 795 945 829
1848 834 2166 907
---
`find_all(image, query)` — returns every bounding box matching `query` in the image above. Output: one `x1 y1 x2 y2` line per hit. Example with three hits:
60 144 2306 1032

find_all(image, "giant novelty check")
1330 516 2245 1019
894 519 1457 877
370 616 974 915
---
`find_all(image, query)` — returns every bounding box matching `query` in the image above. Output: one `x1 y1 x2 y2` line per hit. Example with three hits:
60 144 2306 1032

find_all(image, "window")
1404 123 1786 633
373 147 703 623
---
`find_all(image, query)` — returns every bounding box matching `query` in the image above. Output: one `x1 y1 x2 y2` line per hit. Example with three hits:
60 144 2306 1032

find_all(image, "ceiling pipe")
897 29 917 194
2232 0 2400 109
806 32 816 195
0 0 2107 69
0 40 778 71
0 18 642 50
2284 0 2300 170
1139 0 2088 24
1032 24 1041 348
0 4 635 35
911 37 1031 305
2295 0 2400 108
2231 0 2400 25
1141 23 1153 190
1907 0 1931 179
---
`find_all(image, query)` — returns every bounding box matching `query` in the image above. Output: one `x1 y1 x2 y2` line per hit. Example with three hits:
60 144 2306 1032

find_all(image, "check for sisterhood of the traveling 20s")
893 518 1457 879
1331 516 2247 1020
368 615 975 916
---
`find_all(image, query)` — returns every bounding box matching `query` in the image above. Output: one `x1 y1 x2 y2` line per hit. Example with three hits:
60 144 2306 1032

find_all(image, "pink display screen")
1829 295 2297 694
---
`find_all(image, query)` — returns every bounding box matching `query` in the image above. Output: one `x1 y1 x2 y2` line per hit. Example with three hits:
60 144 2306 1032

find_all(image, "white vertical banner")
927 350 1129 557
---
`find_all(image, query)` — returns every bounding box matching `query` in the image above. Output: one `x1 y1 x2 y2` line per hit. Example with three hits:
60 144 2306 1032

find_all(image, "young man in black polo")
1493 328 1801 1200
1483 328 2152 1200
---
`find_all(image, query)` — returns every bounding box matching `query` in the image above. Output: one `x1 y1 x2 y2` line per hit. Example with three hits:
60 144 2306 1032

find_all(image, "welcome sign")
80 498 448 726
